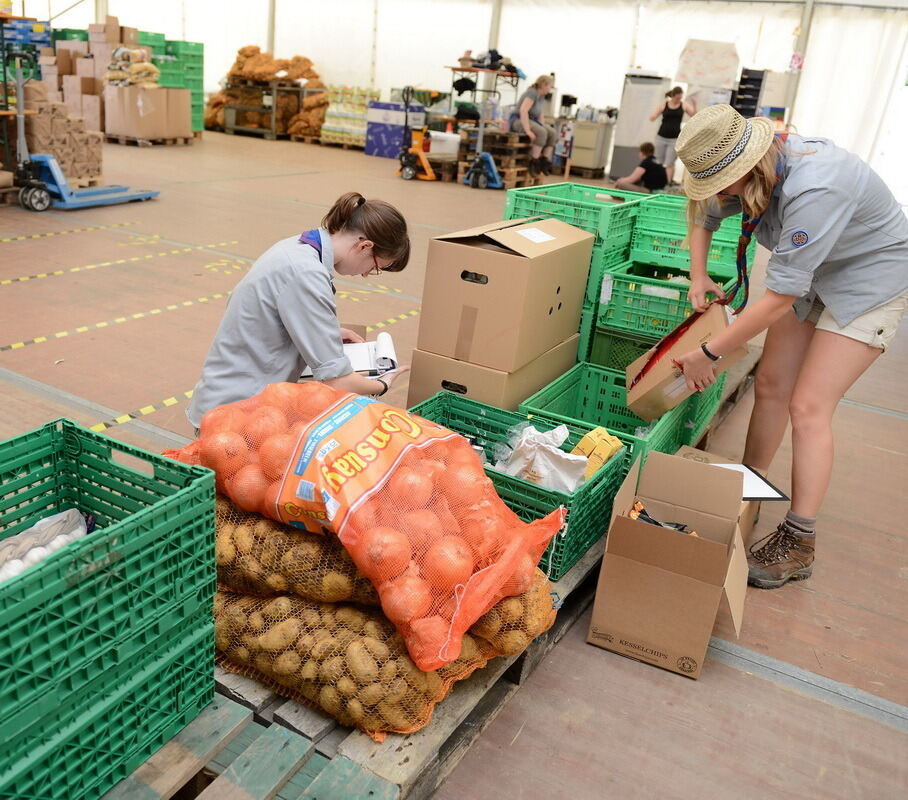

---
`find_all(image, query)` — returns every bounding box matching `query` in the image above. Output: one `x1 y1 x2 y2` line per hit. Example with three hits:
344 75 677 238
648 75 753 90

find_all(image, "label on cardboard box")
516 227 556 244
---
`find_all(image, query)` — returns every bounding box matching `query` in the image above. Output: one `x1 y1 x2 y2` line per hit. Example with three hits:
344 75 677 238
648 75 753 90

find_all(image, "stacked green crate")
52 28 89 42
164 40 204 131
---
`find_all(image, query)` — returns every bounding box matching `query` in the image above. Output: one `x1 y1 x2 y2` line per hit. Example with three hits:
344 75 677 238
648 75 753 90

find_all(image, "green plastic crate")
137 31 167 47
165 40 203 56
578 304 596 362
0 617 213 800
158 76 186 89
585 242 631 306
0 419 215 734
409 392 627 580
682 373 728 446
503 182 645 250
597 260 740 338
590 328 658 372
637 194 742 241
520 364 690 467
52 29 89 42
631 225 756 271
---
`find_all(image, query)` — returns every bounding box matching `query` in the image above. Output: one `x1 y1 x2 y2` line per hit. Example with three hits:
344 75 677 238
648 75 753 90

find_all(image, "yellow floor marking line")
0 291 232 352
205 258 247 275
0 240 239 286
0 221 140 244
89 390 195 433
88 309 422 432
118 234 163 247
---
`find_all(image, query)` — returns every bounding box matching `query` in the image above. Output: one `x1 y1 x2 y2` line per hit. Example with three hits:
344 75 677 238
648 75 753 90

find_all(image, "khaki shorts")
805 293 908 350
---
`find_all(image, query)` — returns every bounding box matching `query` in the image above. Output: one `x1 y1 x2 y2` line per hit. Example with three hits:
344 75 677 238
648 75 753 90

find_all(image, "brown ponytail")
321 191 410 271
666 86 683 98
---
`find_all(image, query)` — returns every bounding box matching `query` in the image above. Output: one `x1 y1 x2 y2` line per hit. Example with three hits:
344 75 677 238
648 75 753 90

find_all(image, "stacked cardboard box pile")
408 218 594 410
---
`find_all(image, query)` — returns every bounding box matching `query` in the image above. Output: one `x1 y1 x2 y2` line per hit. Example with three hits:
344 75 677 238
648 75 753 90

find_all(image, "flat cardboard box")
63 76 96 97
75 57 96 79
587 452 748 679
56 40 89 57
167 88 192 137
407 334 579 411
626 303 748 422
104 85 168 140
38 55 57 66
417 218 594 372
675 446 760 541
80 94 104 132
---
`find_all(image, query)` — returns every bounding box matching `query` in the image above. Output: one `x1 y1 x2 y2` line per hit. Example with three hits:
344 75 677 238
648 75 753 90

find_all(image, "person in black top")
649 86 696 184
614 142 667 193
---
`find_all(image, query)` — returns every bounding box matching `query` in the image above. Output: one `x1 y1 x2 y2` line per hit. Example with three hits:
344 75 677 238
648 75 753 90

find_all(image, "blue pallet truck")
462 99 504 190
8 53 159 212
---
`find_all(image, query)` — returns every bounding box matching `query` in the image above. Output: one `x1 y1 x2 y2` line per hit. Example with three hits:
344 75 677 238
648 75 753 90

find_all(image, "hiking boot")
528 158 540 178
747 522 815 589
538 156 552 175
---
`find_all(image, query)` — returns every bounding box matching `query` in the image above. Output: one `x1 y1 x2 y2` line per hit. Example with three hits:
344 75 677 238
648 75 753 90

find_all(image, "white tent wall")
20 0 93 28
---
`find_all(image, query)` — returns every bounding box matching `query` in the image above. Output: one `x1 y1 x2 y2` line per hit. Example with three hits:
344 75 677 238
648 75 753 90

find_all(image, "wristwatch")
375 377 389 396
701 343 721 362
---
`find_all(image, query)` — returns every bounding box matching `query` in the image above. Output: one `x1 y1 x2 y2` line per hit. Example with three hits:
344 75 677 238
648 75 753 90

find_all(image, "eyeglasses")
367 251 383 276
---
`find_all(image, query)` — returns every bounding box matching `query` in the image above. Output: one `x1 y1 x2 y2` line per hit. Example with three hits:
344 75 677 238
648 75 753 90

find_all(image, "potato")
361 713 385 731
357 682 384 707
223 606 249 633
262 596 294 620
258 618 300 651
334 629 357 649
492 630 530 655
252 519 274 541
213 593 226 617
378 700 412 730
310 636 340 661
361 636 390 661
346 641 378 684
423 670 442 698
215 627 230 652
300 658 319 681
470 614 502 640
300 681 319 702
321 572 353 602
459 634 480 663
281 541 321 571
216 526 237 566
385 677 408 704
499 597 525 624
345 698 365 724
319 655 345 684
233 524 255 555
255 653 273 673
319 686 343 716
248 612 267 633
301 608 322 629
242 557 267 582
265 573 290 592
336 676 358 698
232 646 251 664
215 496 233 516
335 607 366 631
379 659 398 683
273 651 301 675
319 608 337 629
362 620 386 639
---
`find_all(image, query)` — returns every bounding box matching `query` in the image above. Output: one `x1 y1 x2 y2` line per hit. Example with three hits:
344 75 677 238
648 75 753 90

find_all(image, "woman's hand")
381 365 410 385
526 129 537 143
688 277 726 312
674 348 717 393
340 327 365 343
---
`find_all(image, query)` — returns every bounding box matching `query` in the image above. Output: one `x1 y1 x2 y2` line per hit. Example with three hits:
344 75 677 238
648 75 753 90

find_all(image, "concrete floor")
1 132 906 798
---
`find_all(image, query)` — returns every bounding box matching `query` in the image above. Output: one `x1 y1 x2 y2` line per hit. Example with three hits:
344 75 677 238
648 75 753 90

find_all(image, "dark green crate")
165 40 203 56
631 225 756 271
0 618 213 800
409 392 626 581
585 242 630 306
520 364 690 467
597 260 740 338
137 31 167 47
578 304 596 363
503 182 645 250
52 29 89 42
682 373 728 446
590 328 658 372
159 77 186 89
637 194 741 241
0 419 215 730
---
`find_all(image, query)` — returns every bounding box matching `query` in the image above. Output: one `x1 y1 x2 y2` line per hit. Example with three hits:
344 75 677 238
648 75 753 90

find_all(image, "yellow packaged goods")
571 427 624 480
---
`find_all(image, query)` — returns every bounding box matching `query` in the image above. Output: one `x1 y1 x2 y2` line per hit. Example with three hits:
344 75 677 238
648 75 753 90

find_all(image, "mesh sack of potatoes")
215 590 493 739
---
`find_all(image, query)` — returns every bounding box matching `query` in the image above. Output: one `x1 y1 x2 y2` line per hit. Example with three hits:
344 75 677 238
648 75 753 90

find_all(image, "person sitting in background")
510 74 557 177
614 142 668 193
650 86 696 184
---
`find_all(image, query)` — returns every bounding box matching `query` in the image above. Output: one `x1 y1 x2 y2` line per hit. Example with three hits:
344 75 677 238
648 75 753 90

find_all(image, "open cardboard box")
417 218 593 372
626 303 748 422
587 451 748 679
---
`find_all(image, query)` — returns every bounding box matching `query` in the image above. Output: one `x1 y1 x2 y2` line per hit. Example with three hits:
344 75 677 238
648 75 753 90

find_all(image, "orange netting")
167 383 564 671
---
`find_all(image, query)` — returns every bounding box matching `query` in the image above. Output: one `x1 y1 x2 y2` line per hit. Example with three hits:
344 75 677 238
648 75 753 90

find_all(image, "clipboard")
301 331 398 378
711 463 789 501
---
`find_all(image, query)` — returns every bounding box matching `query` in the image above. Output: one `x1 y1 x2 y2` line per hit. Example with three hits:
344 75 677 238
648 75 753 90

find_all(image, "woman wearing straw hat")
672 104 908 589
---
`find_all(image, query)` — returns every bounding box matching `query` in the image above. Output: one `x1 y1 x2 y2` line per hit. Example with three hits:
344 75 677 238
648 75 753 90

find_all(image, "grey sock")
785 510 816 536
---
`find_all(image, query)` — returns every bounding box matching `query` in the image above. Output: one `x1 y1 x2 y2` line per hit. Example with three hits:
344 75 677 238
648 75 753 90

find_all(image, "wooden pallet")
290 134 321 145
459 128 530 148
208 541 603 799
457 150 530 169
69 175 103 187
104 134 194 147
425 156 459 182
567 164 606 179
320 140 364 151
193 130 204 139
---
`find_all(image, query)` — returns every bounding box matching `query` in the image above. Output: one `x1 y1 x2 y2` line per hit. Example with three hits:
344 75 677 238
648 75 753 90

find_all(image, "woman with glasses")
187 192 411 431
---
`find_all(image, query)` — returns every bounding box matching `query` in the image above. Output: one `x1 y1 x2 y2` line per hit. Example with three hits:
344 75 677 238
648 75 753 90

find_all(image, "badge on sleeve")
791 230 809 247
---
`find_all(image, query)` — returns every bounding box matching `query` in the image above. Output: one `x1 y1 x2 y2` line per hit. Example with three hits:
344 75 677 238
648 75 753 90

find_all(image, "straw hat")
675 105 775 200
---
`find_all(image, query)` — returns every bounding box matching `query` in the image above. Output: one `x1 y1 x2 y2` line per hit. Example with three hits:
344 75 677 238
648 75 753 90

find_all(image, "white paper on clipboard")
712 463 788 501
301 331 398 378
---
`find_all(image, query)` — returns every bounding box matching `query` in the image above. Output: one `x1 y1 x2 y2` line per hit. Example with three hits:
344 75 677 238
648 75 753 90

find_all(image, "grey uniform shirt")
704 135 908 326
516 87 545 122
186 230 353 428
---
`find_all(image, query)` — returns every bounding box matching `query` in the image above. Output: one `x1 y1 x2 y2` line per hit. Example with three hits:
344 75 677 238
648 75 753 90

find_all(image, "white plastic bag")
0 509 88 582
494 425 587 493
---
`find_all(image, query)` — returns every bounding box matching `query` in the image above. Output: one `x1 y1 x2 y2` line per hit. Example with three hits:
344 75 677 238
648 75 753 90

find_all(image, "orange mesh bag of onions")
167 382 564 670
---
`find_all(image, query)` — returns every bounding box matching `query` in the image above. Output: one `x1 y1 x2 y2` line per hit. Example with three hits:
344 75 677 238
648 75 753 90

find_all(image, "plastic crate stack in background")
410 392 626 581
0 419 215 799
159 39 204 131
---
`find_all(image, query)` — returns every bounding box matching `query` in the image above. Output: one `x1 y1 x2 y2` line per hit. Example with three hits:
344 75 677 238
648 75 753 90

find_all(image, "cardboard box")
56 40 89 57
675 446 761 541
167 88 192 137
88 16 119 43
587 452 748 679
418 218 594 372
81 94 104 132
41 68 62 89
63 91 82 118
365 101 426 158
38 55 57 66
104 85 168 139
120 26 138 45
75 57 96 80
407 334 579 411
626 303 748 422
63 75 96 97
